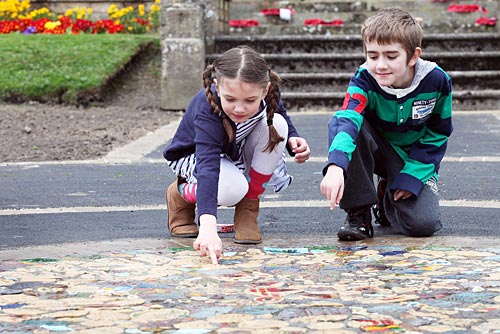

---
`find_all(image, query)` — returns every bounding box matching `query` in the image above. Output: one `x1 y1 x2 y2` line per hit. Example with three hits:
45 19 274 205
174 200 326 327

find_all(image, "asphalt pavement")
0 110 499 333
0 111 499 247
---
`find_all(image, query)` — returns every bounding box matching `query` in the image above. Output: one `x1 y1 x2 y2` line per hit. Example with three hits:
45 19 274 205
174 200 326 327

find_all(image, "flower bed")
0 0 159 34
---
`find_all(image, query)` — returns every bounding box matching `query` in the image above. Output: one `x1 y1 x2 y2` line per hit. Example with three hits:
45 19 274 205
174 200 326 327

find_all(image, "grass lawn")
0 34 159 104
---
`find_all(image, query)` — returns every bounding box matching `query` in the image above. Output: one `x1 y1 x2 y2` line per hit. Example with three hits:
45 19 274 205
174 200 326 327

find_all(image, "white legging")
218 113 288 206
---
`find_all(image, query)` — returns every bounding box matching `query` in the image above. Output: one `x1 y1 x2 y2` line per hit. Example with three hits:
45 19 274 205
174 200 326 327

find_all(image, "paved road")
0 110 499 334
0 111 499 249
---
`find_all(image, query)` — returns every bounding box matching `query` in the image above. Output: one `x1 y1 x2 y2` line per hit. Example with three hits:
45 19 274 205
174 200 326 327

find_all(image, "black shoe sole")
233 238 262 245
170 232 199 238
337 229 367 241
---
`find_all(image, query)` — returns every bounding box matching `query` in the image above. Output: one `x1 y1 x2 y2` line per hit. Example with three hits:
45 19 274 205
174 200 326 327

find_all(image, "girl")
164 45 311 264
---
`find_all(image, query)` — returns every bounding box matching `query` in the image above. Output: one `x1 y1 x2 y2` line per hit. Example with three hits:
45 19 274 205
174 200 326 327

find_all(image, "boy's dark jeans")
340 121 442 237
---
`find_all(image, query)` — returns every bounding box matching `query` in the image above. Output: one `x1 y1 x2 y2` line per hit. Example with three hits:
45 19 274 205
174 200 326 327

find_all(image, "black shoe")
337 206 374 241
372 178 391 226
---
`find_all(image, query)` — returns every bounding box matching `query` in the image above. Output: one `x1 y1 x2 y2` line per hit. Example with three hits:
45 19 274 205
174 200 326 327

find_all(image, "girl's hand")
320 164 344 210
193 214 222 264
288 137 311 163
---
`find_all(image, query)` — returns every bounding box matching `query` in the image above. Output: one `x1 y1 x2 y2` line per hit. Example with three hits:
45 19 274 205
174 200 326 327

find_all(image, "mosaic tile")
0 245 498 333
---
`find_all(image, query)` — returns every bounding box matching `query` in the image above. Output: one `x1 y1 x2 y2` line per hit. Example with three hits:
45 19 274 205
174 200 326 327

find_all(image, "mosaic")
0 244 499 333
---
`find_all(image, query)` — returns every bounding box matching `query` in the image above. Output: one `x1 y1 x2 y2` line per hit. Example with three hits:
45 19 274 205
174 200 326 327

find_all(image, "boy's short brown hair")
361 7 423 61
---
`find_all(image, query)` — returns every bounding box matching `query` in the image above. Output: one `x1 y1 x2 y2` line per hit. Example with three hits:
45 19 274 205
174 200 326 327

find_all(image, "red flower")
304 18 344 26
447 4 488 13
260 7 295 16
92 19 123 34
476 17 497 26
135 18 150 26
72 19 93 33
1 17 129 34
229 19 259 27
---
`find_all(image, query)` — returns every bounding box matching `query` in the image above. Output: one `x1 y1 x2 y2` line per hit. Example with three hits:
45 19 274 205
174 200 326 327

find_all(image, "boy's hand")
320 164 344 210
288 137 311 163
193 215 222 265
394 189 412 201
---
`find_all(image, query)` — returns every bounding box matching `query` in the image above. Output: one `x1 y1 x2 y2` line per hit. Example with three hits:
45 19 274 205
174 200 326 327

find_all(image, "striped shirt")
325 58 453 196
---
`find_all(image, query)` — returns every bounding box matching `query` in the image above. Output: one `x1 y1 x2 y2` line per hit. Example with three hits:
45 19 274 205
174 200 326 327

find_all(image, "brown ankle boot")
166 180 198 238
234 197 262 244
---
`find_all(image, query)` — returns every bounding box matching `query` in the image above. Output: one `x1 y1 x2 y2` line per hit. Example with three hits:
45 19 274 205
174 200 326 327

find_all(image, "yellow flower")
44 20 61 30
107 4 117 15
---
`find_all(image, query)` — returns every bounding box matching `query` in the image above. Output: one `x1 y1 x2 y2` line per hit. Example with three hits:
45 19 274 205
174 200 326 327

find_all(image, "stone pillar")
161 3 205 110
160 0 221 110
161 0 218 51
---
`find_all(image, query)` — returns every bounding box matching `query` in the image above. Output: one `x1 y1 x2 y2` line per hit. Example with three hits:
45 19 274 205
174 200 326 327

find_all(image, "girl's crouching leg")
218 158 248 207
166 179 199 238
234 197 262 244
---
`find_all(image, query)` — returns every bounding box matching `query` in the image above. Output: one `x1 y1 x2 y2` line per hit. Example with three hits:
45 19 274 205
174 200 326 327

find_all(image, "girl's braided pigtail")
203 64 235 142
263 69 285 152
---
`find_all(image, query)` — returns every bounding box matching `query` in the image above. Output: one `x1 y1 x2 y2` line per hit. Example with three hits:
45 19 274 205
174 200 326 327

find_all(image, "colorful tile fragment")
0 245 498 332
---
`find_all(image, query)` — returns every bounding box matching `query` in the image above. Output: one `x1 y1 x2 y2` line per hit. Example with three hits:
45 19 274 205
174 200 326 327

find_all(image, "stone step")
209 31 500 110
281 90 500 112
280 71 500 92
207 51 500 72
228 23 499 36
214 33 500 53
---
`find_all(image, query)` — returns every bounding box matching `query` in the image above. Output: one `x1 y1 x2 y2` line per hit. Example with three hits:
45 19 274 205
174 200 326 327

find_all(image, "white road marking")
301 156 500 163
1 199 499 216
1 155 499 167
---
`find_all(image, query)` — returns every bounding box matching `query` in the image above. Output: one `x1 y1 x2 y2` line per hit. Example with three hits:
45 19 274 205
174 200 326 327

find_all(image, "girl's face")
365 41 421 89
215 77 269 123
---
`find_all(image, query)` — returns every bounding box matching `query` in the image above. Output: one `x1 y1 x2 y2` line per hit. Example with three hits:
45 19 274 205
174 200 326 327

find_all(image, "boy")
320 7 453 241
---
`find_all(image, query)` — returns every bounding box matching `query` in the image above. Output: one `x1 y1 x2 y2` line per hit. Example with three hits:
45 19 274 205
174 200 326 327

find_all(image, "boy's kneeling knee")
404 217 442 237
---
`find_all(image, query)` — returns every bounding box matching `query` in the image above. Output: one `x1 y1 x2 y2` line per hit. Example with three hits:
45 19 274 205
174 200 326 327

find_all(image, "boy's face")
365 41 421 89
215 77 269 123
